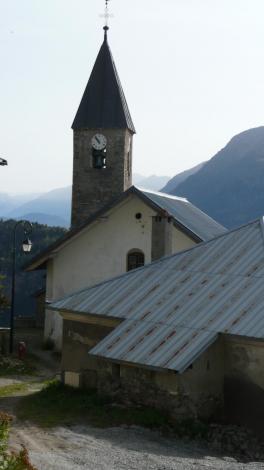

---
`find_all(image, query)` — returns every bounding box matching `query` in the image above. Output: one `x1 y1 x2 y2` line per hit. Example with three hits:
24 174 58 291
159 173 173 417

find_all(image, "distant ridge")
0 176 172 228
162 162 205 193
166 126 264 228
3 187 72 227
17 213 69 228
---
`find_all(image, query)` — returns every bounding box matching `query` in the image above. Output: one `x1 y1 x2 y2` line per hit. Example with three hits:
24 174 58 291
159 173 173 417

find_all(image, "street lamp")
9 221 33 354
22 238 33 253
0 158 8 166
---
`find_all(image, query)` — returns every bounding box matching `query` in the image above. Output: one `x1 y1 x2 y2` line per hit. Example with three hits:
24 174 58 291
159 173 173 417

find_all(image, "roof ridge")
135 186 188 202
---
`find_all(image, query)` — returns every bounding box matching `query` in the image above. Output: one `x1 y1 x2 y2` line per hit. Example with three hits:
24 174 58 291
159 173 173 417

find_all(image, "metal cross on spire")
100 0 113 38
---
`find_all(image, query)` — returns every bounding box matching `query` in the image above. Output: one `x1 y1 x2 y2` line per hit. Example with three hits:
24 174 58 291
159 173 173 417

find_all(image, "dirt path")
9 423 264 470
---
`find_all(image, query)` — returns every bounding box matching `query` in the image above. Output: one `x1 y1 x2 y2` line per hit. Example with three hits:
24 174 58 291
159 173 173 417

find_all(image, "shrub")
0 412 12 452
0 412 37 469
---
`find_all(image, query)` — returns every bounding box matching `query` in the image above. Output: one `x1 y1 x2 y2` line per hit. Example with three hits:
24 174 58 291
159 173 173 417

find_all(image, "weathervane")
100 0 113 34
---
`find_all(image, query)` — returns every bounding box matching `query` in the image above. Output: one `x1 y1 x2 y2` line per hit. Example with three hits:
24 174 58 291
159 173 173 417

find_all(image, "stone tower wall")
71 128 133 228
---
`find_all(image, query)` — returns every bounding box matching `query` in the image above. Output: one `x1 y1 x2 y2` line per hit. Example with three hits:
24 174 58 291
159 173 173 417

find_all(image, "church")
24 10 264 435
26 24 225 350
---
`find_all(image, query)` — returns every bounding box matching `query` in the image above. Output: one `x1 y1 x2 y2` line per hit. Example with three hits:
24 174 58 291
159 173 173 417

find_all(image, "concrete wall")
224 336 264 435
225 336 264 388
44 309 63 350
61 317 119 375
44 194 197 350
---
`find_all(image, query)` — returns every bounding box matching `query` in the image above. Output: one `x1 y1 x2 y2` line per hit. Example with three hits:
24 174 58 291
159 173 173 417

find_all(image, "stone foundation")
92 359 223 421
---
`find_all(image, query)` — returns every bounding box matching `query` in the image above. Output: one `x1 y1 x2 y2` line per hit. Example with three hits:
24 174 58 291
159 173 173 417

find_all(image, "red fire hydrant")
18 341 26 360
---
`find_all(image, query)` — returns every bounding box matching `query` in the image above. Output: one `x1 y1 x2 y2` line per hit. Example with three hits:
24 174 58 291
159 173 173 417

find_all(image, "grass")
16 381 210 439
0 355 36 376
17 380 169 429
0 383 29 398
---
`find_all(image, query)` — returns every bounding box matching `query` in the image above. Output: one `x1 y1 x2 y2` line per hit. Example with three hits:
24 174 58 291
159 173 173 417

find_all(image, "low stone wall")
91 358 223 421
96 362 198 419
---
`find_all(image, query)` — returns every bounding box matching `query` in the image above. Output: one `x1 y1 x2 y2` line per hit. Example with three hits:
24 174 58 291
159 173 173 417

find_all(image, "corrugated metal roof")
139 188 226 241
50 218 264 373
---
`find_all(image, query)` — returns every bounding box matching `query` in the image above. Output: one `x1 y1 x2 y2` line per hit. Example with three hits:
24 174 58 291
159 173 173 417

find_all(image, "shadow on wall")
224 375 264 437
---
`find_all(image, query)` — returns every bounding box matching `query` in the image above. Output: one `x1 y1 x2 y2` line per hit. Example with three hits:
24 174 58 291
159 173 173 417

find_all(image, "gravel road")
10 423 264 470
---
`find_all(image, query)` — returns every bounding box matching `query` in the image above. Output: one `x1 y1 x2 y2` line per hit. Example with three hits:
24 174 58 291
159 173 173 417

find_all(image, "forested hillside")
0 220 66 325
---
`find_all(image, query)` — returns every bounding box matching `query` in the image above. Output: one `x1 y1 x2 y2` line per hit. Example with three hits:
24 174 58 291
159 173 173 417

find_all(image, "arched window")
127 250 145 272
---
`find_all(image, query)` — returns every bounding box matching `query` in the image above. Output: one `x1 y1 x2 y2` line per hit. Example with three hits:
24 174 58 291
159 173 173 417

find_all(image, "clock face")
91 134 107 151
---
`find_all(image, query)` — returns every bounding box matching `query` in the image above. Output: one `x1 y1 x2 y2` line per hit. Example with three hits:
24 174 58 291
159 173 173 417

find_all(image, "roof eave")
71 124 136 134
88 352 179 374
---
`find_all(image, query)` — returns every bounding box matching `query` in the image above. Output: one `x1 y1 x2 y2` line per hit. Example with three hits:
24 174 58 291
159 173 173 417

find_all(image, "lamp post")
0 158 8 166
9 220 33 354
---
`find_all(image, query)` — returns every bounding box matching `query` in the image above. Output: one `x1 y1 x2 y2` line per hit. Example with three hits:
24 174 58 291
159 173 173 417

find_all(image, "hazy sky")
1 0 264 194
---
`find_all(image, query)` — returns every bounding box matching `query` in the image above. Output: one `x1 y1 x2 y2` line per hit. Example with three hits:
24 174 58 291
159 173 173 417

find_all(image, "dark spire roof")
72 29 136 133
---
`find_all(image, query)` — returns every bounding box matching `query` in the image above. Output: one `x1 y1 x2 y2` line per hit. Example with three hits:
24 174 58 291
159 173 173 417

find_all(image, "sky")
1 0 264 194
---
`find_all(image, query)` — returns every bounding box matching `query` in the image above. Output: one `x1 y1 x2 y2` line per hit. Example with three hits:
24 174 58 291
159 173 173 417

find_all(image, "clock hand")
95 137 100 144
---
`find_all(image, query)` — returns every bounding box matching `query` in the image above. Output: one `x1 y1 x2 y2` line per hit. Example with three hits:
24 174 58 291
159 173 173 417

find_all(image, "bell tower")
71 23 136 228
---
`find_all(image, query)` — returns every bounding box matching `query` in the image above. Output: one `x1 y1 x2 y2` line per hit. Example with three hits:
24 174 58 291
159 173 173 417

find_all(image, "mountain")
162 162 206 193
133 174 170 190
0 192 40 217
167 127 264 228
6 187 72 227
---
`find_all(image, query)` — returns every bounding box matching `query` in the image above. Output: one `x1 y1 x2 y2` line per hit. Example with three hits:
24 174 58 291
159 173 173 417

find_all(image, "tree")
0 219 66 316
0 275 8 308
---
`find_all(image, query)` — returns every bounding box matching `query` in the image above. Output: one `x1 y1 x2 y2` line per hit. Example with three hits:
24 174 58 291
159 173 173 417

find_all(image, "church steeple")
71 20 135 228
72 28 135 133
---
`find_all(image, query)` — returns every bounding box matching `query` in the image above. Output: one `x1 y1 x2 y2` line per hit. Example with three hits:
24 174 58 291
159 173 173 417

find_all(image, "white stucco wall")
53 195 154 299
44 194 197 350
172 225 197 253
44 309 63 350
